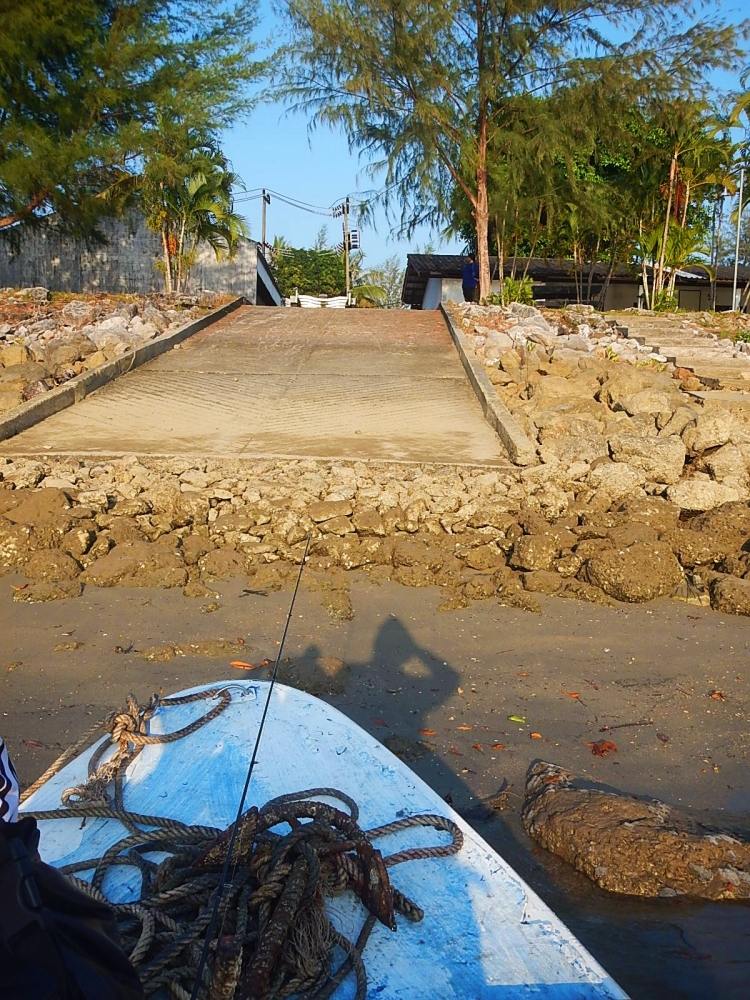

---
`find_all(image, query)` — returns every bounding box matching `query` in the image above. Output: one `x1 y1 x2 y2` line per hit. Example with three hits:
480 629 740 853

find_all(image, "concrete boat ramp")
2 306 509 466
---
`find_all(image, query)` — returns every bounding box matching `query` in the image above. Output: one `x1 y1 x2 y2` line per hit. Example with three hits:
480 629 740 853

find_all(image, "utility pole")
342 196 351 299
261 189 271 256
732 167 745 311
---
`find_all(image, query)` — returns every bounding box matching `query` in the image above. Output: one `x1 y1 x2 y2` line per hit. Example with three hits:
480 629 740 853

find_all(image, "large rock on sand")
81 539 187 588
583 541 682 602
709 576 750 616
522 761 750 899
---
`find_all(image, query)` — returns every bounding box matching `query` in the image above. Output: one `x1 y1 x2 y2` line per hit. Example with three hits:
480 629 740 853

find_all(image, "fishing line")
190 532 313 999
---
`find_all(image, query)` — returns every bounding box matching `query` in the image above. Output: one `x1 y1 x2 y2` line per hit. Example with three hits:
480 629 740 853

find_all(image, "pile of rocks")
0 288 223 414
1 455 748 616
447 301 750 515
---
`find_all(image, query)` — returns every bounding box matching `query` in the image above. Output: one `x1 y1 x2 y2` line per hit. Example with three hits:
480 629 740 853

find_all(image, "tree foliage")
135 124 248 293
270 246 346 296
279 0 745 299
0 0 261 232
450 98 735 306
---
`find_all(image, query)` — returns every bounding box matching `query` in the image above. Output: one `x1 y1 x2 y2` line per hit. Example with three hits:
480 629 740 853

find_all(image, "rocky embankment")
0 288 226 414
448 301 750 515
1 455 749 616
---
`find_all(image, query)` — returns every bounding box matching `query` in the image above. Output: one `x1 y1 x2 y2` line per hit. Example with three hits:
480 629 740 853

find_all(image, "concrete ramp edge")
0 296 246 444
440 304 537 466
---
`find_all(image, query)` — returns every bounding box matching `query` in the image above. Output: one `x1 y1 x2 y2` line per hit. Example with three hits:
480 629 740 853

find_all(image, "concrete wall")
0 213 259 300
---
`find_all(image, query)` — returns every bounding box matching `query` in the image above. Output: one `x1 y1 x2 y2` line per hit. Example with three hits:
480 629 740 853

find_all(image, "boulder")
609 434 686 484
0 361 49 390
61 300 98 326
4 488 72 526
521 570 563 593
0 520 32 567
709 576 750 616
666 479 742 512
80 539 187 588
198 547 247 581
587 462 645 503
0 343 31 367
23 549 81 582
703 443 747 483
683 411 742 453
352 508 386 536
584 541 682 602
86 316 134 350
308 499 353 522
509 530 573 572
45 336 97 369
522 761 750 899
463 543 506 571
0 386 23 412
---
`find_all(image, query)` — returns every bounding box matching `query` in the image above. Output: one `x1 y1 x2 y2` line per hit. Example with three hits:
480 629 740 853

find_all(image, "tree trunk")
176 218 187 293
641 260 651 310
495 213 505 304
161 228 173 294
475 109 491 302
598 244 618 310
655 153 678 298
680 180 690 229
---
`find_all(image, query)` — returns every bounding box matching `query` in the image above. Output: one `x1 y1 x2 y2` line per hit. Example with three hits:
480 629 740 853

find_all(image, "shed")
401 254 750 312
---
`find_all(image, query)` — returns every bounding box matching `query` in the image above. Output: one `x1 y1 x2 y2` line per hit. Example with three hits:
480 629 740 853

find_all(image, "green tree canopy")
0 0 261 233
270 245 346 296
279 0 744 299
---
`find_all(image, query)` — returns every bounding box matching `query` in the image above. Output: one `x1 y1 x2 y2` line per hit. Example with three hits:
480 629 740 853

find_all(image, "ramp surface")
3 307 507 465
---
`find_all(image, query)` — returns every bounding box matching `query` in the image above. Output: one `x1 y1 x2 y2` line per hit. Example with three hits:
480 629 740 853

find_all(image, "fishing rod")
190 532 313 999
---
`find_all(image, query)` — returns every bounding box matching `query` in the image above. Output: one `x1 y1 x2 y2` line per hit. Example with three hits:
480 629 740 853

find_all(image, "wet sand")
2 576 749 998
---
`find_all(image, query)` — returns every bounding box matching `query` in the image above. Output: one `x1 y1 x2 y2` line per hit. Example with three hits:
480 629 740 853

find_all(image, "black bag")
0 816 144 1000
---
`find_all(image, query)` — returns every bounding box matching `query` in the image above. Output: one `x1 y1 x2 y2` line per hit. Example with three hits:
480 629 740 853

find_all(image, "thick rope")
25 693 464 999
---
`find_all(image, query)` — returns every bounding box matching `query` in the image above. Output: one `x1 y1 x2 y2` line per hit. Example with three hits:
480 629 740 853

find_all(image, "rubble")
0 289 227 414
0 454 749 616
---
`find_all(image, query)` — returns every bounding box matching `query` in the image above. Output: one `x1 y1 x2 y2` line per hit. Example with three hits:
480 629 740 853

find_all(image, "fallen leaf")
542 773 566 785
564 691 585 704
11 583 28 592
490 742 507 750
447 746 463 756
507 714 527 724
471 742 484 752
656 732 670 744
22 739 44 749
457 686 464 696
586 739 618 757
709 690 726 701
517 671 529 678
259 658 272 668
230 660 256 670
529 731 543 740
419 728 437 737
456 724 473 732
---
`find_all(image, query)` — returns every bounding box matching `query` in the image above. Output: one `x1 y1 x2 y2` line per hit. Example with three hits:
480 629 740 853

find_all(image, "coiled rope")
25 693 464 999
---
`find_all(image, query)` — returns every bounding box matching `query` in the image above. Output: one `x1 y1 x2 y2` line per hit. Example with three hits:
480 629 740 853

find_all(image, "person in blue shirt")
461 254 480 302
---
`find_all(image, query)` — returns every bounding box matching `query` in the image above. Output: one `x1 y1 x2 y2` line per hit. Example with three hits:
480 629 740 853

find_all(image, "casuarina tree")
279 0 745 300
0 0 261 234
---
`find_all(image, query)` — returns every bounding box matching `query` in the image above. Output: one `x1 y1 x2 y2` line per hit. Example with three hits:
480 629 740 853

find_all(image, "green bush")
736 328 750 343
653 290 678 313
483 275 534 307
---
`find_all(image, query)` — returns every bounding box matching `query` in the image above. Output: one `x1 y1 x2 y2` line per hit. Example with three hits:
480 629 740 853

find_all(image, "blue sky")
222 1 749 268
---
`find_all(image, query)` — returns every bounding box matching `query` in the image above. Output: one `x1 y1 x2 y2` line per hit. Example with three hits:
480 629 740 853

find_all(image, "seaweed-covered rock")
522 761 750 899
